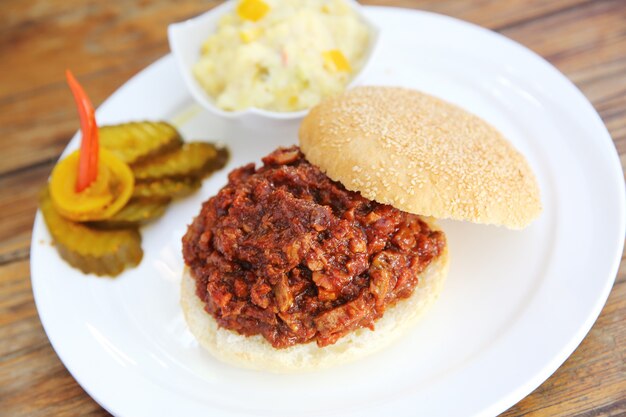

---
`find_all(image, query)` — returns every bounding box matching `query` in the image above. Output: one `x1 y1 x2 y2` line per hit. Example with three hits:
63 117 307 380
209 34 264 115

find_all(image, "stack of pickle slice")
41 121 228 276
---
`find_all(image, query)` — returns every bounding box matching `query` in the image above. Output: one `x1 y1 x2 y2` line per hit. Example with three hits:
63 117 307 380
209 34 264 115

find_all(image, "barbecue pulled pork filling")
182 147 445 348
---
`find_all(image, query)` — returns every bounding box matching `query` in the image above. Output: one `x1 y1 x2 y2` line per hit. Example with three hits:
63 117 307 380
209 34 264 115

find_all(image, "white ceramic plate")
31 7 625 417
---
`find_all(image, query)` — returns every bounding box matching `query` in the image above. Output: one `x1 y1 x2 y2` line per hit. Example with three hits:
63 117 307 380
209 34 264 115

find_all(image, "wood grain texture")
0 1 624 416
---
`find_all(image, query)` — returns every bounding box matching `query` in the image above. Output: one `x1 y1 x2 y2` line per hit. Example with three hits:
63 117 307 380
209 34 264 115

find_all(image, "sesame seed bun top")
298 86 542 229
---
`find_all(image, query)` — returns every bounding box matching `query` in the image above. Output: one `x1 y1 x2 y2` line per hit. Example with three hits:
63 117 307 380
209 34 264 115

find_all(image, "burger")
181 87 542 372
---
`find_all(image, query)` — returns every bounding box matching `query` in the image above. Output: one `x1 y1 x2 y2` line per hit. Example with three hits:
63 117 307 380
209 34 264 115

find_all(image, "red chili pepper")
65 69 99 192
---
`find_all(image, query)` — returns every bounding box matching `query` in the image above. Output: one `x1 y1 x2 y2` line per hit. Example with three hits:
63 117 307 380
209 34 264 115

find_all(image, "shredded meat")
182 147 445 348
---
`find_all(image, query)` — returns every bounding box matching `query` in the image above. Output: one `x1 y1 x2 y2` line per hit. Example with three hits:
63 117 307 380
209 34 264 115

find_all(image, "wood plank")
0 163 51 262
0 0 223 98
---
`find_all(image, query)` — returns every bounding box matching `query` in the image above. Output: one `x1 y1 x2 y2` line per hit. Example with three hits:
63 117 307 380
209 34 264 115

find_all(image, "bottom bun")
181 231 449 373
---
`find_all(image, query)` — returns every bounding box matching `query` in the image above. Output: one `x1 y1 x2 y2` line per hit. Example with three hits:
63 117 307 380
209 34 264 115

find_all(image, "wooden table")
1 0 624 415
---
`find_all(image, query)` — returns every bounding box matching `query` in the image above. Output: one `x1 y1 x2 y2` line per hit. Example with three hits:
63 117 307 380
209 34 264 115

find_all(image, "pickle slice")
99 121 183 165
132 142 229 181
39 187 143 277
90 198 171 229
132 177 201 200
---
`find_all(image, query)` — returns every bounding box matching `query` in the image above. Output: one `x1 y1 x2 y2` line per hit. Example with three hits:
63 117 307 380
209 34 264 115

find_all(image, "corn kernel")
239 27 263 43
323 50 352 72
237 0 270 22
